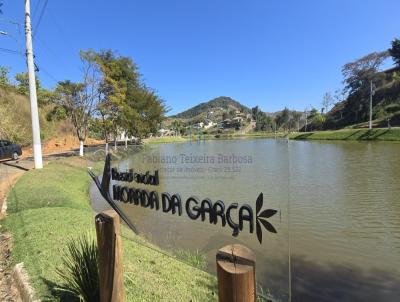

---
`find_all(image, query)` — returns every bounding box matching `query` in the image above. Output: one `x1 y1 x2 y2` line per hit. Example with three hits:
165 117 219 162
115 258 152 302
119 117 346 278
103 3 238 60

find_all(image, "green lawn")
141 128 400 144
290 128 400 141
2 159 216 301
144 136 189 144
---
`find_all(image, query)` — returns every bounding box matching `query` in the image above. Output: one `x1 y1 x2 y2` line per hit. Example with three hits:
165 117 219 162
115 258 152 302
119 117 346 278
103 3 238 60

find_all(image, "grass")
2 158 217 301
232 132 286 138
174 249 207 270
144 136 188 144
142 132 287 145
289 128 400 141
142 127 400 144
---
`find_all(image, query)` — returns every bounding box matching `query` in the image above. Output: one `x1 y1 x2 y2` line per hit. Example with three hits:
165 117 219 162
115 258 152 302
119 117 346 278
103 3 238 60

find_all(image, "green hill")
0 86 67 146
171 96 250 119
325 74 400 129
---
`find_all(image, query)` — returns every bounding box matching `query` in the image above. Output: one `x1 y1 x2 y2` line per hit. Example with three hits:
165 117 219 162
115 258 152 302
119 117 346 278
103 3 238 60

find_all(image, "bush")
56 234 99 302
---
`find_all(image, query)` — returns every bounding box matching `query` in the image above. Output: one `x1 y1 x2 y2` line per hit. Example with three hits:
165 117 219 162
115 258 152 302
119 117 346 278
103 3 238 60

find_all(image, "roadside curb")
12 263 40 302
0 196 6 216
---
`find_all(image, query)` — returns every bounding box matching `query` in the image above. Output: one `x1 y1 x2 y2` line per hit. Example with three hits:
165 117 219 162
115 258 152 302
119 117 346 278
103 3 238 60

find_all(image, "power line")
1 31 25 52
34 36 82 77
32 0 43 20
0 18 22 34
31 3 82 74
45 8 78 58
33 0 48 37
0 47 23 56
0 45 59 84
37 64 59 83
34 34 60 59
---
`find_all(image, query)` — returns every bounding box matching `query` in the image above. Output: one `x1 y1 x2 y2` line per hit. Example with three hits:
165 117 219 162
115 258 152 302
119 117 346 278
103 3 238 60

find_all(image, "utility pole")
369 80 375 130
304 110 308 132
24 0 43 169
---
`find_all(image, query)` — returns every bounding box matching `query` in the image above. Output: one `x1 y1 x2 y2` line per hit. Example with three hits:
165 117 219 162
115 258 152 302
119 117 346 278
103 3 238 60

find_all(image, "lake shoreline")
143 128 400 144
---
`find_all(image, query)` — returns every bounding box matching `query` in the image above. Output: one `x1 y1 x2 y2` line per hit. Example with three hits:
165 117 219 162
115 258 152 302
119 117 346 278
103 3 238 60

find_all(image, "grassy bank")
144 128 400 144
143 136 189 144
2 158 216 301
143 128 400 146
143 132 286 144
289 128 400 141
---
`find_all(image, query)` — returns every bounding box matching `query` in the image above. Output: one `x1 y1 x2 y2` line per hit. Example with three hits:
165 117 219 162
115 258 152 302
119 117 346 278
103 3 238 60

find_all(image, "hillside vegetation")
325 66 400 130
0 86 64 146
172 96 250 119
1 49 166 153
291 128 400 141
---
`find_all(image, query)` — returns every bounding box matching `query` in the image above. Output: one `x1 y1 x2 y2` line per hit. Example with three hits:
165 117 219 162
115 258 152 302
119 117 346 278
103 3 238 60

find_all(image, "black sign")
89 154 278 244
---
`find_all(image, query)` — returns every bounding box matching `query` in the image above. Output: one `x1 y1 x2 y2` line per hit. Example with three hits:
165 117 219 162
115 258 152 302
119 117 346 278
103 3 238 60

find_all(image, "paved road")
0 159 34 214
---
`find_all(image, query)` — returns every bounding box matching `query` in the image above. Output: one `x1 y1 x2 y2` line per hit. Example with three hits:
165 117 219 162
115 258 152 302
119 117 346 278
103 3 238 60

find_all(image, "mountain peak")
171 96 251 119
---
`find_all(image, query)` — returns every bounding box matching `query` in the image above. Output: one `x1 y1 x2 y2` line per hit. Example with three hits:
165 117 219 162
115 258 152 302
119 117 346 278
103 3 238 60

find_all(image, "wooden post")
95 210 125 302
216 244 256 302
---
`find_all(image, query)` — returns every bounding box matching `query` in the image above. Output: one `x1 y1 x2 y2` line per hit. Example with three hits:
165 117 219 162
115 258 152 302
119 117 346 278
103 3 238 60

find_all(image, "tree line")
1 50 166 155
251 38 400 132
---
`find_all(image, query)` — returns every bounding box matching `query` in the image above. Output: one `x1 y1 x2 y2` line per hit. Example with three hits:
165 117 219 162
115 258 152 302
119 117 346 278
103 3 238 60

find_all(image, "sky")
0 0 399 115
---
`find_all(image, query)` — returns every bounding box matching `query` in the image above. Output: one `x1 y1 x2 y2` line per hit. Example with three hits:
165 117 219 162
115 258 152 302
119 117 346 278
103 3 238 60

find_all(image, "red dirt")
21 135 104 158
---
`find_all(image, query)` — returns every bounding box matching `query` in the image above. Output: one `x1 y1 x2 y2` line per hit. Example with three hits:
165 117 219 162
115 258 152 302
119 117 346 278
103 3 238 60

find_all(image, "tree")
333 88 347 120
94 50 129 148
251 106 274 131
228 109 236 119
341 51 389 122
291 111 302 132
389 38 400 66
172 120 182 136
275 107 290 131
93 50 166 146
55 52 100 156
342 51 389 79
304 108 326 130
55 82 87 156
254 111 273 131
321 92 333 114
15 72 31 95
251 106 260 121
14 72 54 106
0 66 10 87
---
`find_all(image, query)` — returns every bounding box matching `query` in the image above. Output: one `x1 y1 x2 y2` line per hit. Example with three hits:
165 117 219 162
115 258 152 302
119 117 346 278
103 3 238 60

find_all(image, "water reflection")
91 139 400 302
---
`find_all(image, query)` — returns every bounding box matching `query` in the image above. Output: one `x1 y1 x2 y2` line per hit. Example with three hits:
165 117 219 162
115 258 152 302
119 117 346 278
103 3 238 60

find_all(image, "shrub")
56 234 99 302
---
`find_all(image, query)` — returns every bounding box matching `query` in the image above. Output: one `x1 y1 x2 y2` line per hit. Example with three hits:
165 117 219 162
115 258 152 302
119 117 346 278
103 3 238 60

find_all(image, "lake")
91 138 400 302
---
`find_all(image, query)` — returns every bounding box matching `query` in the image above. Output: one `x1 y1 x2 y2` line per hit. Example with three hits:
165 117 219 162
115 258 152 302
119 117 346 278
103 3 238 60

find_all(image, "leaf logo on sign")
255 193 277 244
